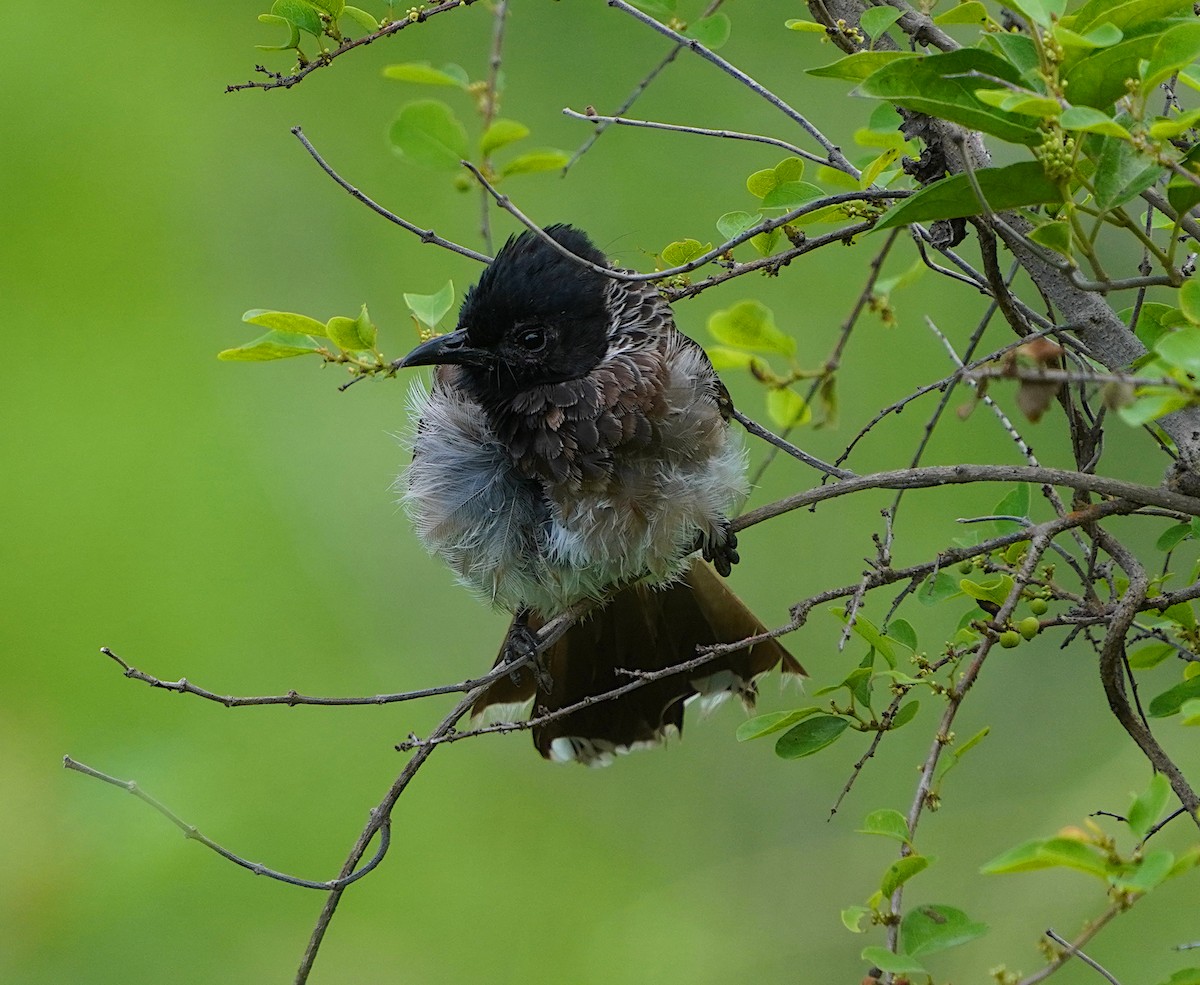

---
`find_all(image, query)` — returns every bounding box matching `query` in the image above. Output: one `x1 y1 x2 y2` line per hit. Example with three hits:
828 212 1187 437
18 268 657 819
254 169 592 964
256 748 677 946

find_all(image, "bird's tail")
472 559 805 765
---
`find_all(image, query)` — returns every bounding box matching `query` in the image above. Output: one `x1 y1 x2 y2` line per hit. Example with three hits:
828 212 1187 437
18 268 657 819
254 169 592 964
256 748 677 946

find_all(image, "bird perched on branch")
397 225 803 765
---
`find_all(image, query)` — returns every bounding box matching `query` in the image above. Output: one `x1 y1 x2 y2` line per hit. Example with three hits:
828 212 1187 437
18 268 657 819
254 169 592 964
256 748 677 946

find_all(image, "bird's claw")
698 520 740 577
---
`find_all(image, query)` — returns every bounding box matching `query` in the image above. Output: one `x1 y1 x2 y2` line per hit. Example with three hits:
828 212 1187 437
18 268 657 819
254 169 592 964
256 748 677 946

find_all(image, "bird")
397 224 803 765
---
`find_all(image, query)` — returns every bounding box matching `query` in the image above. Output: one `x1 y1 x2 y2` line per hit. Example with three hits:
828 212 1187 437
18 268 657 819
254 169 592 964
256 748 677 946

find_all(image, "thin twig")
562 108 825 166
62 756 389 891
732 409 856 480
97 645 522 708
292 127 492 264
607 0 859 176
563 0 727 173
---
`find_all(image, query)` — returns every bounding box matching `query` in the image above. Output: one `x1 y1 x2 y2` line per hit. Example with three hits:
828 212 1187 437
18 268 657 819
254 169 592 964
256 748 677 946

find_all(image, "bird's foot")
698 519 740 577
501 614 553 692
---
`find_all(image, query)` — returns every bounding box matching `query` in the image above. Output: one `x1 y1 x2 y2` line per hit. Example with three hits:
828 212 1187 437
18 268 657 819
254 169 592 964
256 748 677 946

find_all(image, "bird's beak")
395 328 490 369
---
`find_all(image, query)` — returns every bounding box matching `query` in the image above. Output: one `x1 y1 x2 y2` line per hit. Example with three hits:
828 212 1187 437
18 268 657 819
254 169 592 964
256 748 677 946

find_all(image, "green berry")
1030 598 1048 615
999 630 1021 649
958 560 974 574
1018 617 1040 641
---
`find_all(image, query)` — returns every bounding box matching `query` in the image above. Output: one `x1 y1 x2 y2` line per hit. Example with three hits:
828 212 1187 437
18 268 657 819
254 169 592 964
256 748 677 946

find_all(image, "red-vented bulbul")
398 225 803 765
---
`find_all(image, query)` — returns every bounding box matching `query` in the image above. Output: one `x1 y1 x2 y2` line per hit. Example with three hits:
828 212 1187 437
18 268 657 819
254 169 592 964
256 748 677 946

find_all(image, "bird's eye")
516 326 546 351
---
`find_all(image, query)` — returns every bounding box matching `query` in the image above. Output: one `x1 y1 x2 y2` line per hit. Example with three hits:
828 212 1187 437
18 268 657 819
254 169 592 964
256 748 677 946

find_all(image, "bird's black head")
398 225 613 406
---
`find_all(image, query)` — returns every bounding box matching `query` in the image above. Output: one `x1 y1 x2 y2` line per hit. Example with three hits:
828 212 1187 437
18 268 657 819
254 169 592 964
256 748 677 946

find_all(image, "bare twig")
607 0 859 176
292 127 491 264
562 108 825 166
97 645 523 708
62 756 389 891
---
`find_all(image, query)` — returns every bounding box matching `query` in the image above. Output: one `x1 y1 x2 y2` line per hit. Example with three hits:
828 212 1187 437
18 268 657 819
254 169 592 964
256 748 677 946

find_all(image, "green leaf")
1158 523 1194 552
1162 601 1196 629
1128 773 1171 839
1149 108 1200 139
973 89 1062 119
919 570 962 605
832 607 897 665
1063 33 1160 109
1028 219 1072 257
993 484 1032 532
1149 676 1200 717
1122 302 1177 348
1154 968 1200 985
403 280 455 329
1060 106 1132 138
857 49 1040 145
342 6 379 31
1169 173 1200 217
761 181 824 210
708 300 795 356
218 330 324 361
1092 133 1162 210
881 854 930 896
750 227 782 256
889 619 918 652
501 150 570 177
389 100 469 172
1144 22 1200 94
383 61 469 87
842 905 872 933
1117 388 1191 426
479 119 530 157
785 18 827 32
1008 0 1066 28
660 239 710 267
1182 698 1200 725
859 808 912 845
705 346 764 372
1071 0 1192 35
271 0 323 37
982 836 1110 878
892 700 920 728
242 309 329 337
807 51 918 82
735 707 819 741
861 6 903 38
1054 23 1124 48
934 1 991 26
1180 281 1200 325
716 210 762 242
959 574 1016 607
775 715 850 759
1155 326 1200 373
875 162 1063 231
686 12 730 49
983 31 1040 79
767 388 812 428
902 904 988 958
1129 642 1176 669
1117 849 1176 892
326 305 376 351
306 0 344 15
860 947 927 975
256 13 301 50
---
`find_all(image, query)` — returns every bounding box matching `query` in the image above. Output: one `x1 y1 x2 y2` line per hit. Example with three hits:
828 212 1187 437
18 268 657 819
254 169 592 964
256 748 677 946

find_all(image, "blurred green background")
5 2 1199 983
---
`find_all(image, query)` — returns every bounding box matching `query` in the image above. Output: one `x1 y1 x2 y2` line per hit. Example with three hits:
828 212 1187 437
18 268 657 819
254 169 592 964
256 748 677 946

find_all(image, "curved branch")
734 464 1200 533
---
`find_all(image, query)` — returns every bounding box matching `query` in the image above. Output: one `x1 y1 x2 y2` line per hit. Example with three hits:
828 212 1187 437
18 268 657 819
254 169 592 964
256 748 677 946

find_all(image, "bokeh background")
5 2 1199 983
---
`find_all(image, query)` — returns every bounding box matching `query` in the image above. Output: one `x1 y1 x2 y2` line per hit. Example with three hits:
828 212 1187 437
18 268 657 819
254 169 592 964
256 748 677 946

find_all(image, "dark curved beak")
395 328 490 369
